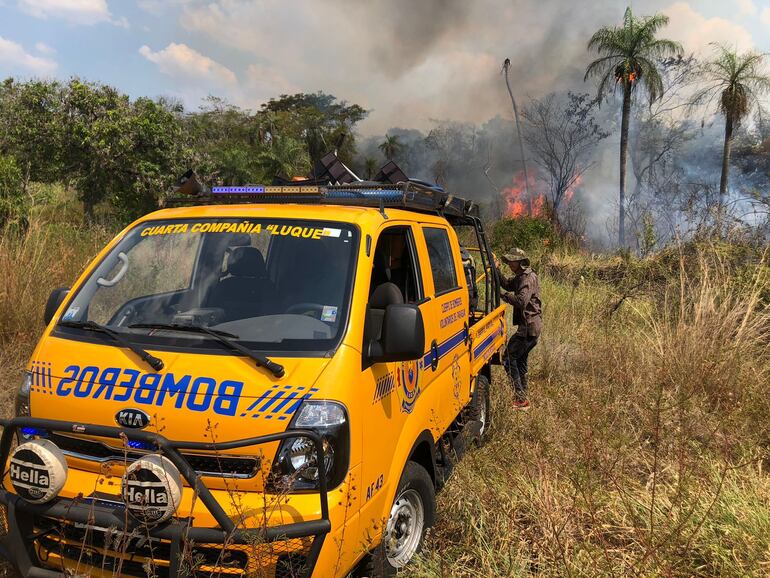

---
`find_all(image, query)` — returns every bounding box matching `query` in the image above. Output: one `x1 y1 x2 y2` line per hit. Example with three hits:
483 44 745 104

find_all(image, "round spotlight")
9 438 68 503
122 454 183 525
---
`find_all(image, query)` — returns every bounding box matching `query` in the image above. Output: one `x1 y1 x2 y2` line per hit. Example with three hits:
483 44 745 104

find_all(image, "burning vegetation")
501 170 580 220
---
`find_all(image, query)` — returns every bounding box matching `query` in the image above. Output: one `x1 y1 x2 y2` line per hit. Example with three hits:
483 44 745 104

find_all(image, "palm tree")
378 134 403 161
257 136 311 179
693 44 770 200
363 157 378 180
585 7 682 246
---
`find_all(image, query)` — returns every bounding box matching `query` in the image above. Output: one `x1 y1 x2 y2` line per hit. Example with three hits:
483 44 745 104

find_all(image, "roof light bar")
166 181 480 220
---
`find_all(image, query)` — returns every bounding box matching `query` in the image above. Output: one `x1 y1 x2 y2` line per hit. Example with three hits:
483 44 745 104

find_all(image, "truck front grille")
48 433 260 479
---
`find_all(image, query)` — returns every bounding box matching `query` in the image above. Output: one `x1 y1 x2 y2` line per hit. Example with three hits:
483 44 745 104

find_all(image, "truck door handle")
430 339 439 371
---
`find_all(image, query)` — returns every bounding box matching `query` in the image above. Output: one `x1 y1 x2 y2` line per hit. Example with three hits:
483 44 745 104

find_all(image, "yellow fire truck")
1 176 506 577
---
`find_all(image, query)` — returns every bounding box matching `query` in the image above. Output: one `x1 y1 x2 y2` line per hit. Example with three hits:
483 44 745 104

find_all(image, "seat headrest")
227 247 266 278
369 282 404 309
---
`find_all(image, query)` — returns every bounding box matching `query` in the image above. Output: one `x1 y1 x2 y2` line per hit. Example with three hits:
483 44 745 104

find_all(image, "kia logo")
115 408 151 429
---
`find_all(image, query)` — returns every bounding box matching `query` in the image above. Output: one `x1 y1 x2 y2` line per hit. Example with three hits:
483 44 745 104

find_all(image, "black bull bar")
0 417 332 578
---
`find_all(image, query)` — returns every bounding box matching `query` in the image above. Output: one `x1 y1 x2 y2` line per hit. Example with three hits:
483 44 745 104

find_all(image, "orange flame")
501 171 582 219
564 173 582 204
502 171 546 218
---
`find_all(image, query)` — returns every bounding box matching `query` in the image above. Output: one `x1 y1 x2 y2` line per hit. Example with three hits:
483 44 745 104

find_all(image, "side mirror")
44 288 70 326
368 304 425 363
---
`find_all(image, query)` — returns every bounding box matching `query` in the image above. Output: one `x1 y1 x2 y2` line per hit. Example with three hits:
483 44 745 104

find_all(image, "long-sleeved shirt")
497 266 542 337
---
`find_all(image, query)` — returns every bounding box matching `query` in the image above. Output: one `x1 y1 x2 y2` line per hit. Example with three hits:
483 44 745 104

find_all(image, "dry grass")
0 214 110 416
408 247 770 577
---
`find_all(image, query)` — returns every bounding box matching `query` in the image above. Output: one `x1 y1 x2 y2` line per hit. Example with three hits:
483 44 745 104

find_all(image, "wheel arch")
406 430 437 486
478 362 492 384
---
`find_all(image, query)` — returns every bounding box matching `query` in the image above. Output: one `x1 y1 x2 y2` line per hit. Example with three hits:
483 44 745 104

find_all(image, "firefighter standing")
496 248 542 410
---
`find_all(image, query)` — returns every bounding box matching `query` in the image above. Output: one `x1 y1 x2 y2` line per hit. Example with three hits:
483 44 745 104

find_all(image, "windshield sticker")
42 363 318 419
265 224 324 239
61 307 79 321
321 306 338 323
140 223 191 236
139 222 338 240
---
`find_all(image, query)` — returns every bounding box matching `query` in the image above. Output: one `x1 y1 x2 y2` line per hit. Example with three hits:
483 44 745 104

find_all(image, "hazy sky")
1 0 769 134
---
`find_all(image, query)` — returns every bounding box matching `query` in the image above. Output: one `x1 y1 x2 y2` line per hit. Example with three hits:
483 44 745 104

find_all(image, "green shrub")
490 216 557 253
0 154 27 230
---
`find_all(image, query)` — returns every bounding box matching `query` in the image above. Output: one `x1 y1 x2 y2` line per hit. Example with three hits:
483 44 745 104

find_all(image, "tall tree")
522 92 610 222
363 157 378 180
257 136 311 179
63 80 188 218
260 92 367 165
585 7 682 246
502 58 531 213
693 44 770 200
185 97 260 184
379 134 404 161
0 78 65 199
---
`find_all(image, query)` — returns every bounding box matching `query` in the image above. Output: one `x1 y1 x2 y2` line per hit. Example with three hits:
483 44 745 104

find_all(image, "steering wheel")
285 303 326 319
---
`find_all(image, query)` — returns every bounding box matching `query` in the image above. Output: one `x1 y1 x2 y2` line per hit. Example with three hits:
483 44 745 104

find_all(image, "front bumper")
0 417 332 578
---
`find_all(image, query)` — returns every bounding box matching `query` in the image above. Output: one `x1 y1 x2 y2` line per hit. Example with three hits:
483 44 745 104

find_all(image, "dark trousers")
503 335 538 401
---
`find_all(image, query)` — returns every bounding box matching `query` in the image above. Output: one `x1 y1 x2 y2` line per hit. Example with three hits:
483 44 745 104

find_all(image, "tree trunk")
618 84 632 248
719 113 733 200
503 64 532 214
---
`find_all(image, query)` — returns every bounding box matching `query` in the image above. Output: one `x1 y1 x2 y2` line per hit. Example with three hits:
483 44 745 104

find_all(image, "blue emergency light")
20 427 48 439
126 439 156 450
212 186 265 194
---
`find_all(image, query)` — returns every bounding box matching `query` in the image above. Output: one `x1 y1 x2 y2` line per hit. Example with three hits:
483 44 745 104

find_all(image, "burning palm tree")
502 57 531 214
693 44 770 201
585 7 681 246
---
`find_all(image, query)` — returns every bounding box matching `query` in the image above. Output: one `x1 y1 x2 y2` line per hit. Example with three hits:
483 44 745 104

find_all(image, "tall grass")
0 215 110 414
409 247 770 577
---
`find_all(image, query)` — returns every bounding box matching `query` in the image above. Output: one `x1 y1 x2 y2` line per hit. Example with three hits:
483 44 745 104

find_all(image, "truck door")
359 224 428 523
415 225 472 428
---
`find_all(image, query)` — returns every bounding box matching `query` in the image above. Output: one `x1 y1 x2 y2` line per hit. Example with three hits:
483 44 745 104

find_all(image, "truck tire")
468 374 491 444
351 461 436 577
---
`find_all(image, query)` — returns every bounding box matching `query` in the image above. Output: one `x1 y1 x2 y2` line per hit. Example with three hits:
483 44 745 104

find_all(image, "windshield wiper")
59 320 164 371
129 323 285 378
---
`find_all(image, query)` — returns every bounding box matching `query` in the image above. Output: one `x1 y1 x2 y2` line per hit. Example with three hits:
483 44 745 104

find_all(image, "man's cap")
502 248 528 262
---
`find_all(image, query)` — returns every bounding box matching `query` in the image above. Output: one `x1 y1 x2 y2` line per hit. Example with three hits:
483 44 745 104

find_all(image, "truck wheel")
352 461 435 577
468 374 491 444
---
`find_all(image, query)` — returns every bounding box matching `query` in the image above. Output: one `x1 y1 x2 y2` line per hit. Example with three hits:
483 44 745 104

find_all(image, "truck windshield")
56 218 358 354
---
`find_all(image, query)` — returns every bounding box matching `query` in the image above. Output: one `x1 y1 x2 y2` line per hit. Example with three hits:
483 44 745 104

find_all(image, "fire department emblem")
451 354 461 400
397 360 422 414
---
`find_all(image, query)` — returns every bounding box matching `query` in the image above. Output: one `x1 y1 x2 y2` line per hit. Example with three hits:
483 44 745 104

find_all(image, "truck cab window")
423 227 459 295
370 227 421 304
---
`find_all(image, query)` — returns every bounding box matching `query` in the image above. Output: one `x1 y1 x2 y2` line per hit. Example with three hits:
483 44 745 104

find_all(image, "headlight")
16 372 49 441
15 372 32 418
269 401 349 492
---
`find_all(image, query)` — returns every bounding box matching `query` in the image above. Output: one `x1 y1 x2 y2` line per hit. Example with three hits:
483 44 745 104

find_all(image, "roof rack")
165 180 481 221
